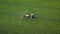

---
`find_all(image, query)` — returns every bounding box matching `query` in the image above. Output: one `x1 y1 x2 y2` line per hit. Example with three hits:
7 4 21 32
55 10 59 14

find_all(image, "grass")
0 0 60 34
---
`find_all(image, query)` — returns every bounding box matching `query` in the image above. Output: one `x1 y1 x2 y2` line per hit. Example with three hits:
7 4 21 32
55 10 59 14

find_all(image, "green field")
0 0 60 34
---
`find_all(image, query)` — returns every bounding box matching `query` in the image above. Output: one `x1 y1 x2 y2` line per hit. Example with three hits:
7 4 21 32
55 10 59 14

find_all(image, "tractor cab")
31 14 36 18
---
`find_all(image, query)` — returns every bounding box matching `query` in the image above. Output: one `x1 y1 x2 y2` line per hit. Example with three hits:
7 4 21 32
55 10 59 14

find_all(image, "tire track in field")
0 11 24 16
40 17 60 22
0 12 17 16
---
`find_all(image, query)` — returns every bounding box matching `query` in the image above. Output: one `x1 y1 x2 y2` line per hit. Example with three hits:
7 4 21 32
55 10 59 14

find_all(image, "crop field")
0 0 60 34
